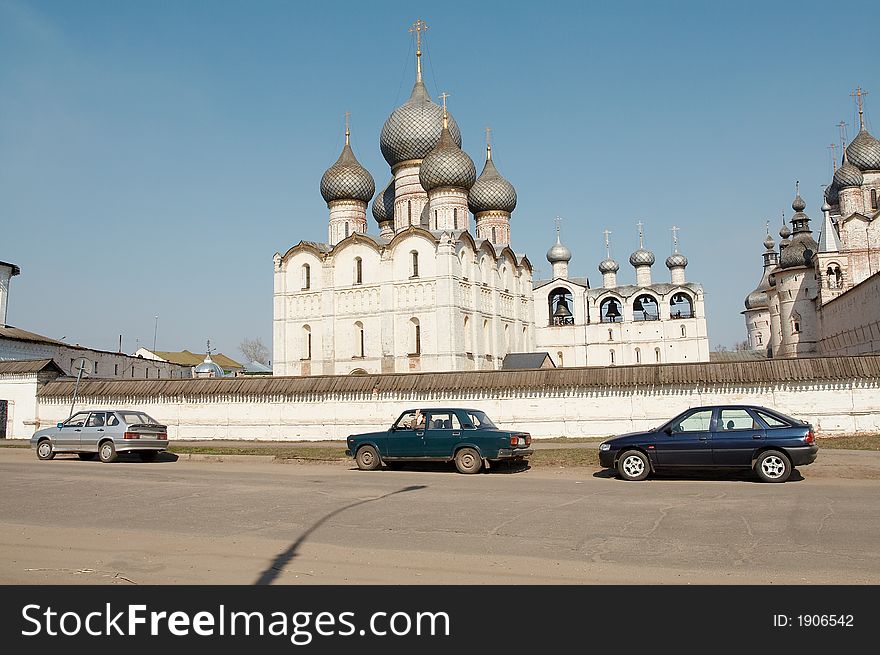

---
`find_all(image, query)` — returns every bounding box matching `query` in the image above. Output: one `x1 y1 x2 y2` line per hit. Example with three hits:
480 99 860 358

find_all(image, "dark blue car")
345 408 532 474
598 405 818 483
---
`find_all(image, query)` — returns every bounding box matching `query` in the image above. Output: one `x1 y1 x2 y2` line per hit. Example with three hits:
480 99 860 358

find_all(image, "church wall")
0 373 41 439
743 307 770 352
839 216 880 287
817 272 880 356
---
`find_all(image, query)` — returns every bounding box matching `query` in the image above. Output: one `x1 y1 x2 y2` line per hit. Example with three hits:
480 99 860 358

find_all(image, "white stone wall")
774 266 819 358
474 211 511 246
426 188 469 232
30 377 880 441
393 163 428 231
818 272 880 356
0 373 41 439
743 307 770 353
327 200 367 246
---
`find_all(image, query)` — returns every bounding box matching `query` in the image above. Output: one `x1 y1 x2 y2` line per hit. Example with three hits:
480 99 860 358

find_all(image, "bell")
605 301 621 319
633 298 643 311
553 299 572 318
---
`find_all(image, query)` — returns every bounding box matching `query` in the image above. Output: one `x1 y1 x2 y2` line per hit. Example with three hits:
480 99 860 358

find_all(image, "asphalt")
168 439 601 451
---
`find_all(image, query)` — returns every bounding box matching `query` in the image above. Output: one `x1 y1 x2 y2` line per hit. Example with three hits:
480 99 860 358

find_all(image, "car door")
79 412 107 453
711 408 766 466
56 412 90 450
384 411 425 458
423 411 460 458
654 408 714 466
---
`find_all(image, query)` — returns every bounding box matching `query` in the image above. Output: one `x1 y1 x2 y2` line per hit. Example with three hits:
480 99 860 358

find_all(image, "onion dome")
546 230 571 264
319 133 375 204
792 192 806 212
419 118 476 192
194 353 225 378
380 79 462 168
666 253 688 269
763 232 776 250
744 287 769 310
780 187 818 269
821 200 831 213
599 258 619 274
847 128 880 171
825 182 839 205
372 178 395 223
468 145 517 214
779 222 791 240
629 248 655 266
833 153 864 189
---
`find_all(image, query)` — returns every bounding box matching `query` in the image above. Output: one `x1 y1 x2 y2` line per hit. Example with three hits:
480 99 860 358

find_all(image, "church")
273 21 710 376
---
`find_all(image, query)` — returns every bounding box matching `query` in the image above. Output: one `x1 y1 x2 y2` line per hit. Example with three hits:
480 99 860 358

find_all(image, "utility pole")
69 359 87 419
153 315 159 352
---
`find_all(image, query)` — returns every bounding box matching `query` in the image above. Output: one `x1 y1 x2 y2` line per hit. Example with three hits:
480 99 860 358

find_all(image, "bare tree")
240 337 270 365
733 340 751 351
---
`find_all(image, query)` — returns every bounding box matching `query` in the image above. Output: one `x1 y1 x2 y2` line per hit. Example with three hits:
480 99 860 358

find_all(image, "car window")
718 409 757 431
63 412 89 428
755 410 790 428
106 413 120 427
119 412 157 425
466 411 497 429
671 409 713 433
426 412 461 430
394 411 423 430
87 412 106 427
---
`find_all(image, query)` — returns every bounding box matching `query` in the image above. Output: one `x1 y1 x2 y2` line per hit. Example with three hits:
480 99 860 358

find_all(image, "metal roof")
35 355 880 399
0 325 66 346
501 352 555 370
0 359 65 375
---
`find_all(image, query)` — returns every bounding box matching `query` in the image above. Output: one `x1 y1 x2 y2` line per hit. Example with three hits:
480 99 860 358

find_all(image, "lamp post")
69 358 88 419
153 315 159 352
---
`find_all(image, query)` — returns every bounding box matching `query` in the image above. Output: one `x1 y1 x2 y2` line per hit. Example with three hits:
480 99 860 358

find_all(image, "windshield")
118 411 160 426
465 410 497 429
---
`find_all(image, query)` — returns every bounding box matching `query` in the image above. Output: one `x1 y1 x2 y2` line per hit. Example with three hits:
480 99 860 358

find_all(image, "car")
30 409 169 463
345 408 532 474
598 404 818 483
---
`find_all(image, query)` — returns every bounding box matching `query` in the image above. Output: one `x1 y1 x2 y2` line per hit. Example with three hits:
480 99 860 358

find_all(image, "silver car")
30 410 169 463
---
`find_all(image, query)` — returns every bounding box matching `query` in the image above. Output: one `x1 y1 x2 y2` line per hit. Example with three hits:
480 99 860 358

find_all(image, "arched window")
680 325 687 338
557 351 564 367
434 210 438 230
609 349 616 365
410 318 421 355
670 293 693 319
756 333 763 345
655 347 661 363
302 264 311 290
460 251 468 280
600 297 622 323
344 222 350 238
302 325 312 360
410 251 419 278
354 257 363 285
548 287 574 325
503 324 510 355
633 294 659 321
453 208 458 230
872 188 878 210
635 347 641 364
483 319 491 355
355 321 364 358
464 315 472 353
408 201 412 225
492 226 497 242
826 264 842 289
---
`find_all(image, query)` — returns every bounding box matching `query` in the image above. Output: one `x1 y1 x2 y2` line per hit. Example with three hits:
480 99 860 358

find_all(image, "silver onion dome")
846 128 880 171
744 287 769 310
598 258 620 274
666 253 688 268
468 149 517 214
833 157 864 189
821 199 832 213
792 192 806 212
779 223 791 240
763 233 776 250
547 232 572 263
629 248 655 266
372 178 395 223
779 192 818 270
194 354 225 378
380 80 462 168
320 141 375 204
419 125 476 192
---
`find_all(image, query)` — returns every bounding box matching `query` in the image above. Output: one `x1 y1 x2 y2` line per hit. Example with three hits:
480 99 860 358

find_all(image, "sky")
1 0 877 360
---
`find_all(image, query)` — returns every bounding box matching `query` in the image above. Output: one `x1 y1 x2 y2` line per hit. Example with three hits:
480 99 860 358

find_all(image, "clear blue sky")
2 0 877 359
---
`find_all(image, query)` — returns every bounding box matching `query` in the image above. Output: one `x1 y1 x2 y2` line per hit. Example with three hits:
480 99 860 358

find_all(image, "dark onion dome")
744 287 769 310
846 128 880 171
629 247 655 266
779 222 791 240
666 253 688 268
380 79 462 168
825 181 839 205
598 257 620 274
320 138 375 204
779 192 818 269
791 192 806 212
372 178 395 223
419 122 476 192
468 146 517 214
764 232 776 250
833 155 864 189
546 232 572 264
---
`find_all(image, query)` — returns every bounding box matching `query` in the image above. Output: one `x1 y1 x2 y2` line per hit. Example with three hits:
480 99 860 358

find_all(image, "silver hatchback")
30 410 169 463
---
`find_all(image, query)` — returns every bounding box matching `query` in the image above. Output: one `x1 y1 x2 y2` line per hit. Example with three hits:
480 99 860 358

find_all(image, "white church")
273 21 710 377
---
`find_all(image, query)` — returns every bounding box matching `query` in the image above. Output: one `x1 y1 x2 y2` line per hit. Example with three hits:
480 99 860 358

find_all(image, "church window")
826 264 842 289
670 292 693 319
355 321 364 358
411 251 419 278
872 189 878 210
355 257 362 285
483 320 491 356
408 201 412 225
132 367 135 378
302 264 311 290
600 297 622 323
434 210 438 230
464 316 472 352
93 361 98 374
557 351 564 367
302 325 312 360
655 347 661 363
548 287 574 325
345 223 349 238
609 350 616 365
114 364 119 376
756 333 763 345
608 329 613 341
632 294 659 321
492 227 497 242
792 321 801 333
504 324 510 355
453 208 458 230
635 347 641 364
410 318 421 355
681 325 687 338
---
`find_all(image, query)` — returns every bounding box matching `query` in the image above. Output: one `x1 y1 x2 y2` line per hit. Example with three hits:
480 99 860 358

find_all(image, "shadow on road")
254 484 427 585
364 460 530 475
592 468 805 483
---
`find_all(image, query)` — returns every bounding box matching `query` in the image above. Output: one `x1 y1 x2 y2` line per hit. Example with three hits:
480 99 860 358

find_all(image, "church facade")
273 22 710 376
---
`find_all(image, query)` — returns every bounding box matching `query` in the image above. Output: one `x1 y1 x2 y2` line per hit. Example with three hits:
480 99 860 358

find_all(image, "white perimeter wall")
0 375 40 439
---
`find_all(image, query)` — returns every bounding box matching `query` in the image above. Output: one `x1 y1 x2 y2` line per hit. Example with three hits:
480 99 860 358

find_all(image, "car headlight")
599 443 611 452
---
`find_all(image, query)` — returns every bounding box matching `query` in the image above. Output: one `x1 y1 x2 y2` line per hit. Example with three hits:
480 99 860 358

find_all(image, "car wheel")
77 453 98 461
755 450 791 483
355 445 381 471
617 449 650 481
139 451 158 462
454 447 482 474
36 439 55 461
98 440 118 463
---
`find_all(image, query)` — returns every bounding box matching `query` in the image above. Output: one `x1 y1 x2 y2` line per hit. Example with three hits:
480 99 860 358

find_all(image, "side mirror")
57 422 64 429
664 426 673 436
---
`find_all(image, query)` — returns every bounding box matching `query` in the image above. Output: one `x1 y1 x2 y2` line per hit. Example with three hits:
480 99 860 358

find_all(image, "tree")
240 337 270 365
733 340 751 351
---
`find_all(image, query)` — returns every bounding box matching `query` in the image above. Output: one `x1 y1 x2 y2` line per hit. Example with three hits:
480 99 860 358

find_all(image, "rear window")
755 410 791 428
118 412 160 425
718 409 758 431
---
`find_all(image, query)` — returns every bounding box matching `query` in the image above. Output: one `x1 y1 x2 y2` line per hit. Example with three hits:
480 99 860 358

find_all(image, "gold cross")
409 19 428 80
344 111 351 144
851 86 868 129
838 120 848 148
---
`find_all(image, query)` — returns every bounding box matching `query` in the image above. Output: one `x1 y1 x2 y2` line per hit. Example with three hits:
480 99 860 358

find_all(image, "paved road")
0 448 878 585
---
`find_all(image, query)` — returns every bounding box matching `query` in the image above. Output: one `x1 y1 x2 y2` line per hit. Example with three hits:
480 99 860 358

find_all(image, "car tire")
355 445 381 471
617 449 650 481
139 451 158 462
77 453 98 461
36 439 55 461
454 447 483 474
755 450 791 483
98 440 118 463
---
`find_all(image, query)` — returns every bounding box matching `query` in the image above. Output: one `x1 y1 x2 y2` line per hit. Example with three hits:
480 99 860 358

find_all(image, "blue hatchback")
598 405 818 483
